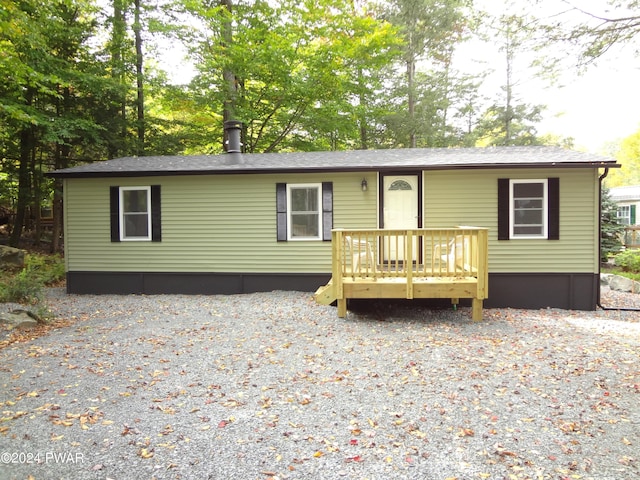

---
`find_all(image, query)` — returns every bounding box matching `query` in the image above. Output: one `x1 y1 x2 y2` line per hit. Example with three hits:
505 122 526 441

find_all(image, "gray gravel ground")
1 287 639 480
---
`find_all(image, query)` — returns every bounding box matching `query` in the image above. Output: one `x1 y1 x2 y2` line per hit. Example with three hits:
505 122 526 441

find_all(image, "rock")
0 245 25 268
607 274 640 293
600 273 612 286
0 310 40 330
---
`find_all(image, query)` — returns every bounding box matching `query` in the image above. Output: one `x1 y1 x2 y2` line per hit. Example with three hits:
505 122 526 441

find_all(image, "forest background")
1 0 639 251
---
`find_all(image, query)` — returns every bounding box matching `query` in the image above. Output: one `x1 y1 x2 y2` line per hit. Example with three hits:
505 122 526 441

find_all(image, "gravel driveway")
1 288 639 480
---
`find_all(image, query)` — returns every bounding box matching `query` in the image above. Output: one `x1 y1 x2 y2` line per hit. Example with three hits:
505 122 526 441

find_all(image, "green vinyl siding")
424 169 599 273
64 168 599 275
64 172 377 274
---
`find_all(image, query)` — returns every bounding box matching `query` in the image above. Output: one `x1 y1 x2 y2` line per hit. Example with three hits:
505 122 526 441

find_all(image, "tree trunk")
31 147 42 246
407 56 416 148
220 0 238 150
357 66 368 150
109 0 127 158
10 124 34 247
134 0 144 155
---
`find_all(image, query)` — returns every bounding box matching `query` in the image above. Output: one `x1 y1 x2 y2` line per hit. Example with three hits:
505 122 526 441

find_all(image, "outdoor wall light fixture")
361 178 368 191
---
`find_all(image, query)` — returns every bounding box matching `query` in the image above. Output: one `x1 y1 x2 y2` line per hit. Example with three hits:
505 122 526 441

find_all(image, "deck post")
337 298 347 317
406 229 413 299
334 230 346 317
476 228 488 299
472 298 483 321
333 230 344 300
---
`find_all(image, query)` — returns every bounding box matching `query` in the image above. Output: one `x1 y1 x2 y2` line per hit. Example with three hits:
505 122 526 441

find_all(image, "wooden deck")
314 227 489 320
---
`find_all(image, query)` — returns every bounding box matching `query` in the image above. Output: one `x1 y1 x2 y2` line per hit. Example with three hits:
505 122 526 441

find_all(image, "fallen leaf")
138 448 154 459
345 455 364 463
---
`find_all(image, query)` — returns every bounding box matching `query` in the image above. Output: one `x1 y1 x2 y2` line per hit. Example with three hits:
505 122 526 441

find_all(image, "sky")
536 51 640 152
463 0 640 152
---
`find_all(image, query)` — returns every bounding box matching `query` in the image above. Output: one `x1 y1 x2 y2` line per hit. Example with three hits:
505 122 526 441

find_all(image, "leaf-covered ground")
1 288 639 480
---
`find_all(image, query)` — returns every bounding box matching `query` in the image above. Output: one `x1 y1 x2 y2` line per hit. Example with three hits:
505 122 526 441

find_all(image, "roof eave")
46 161 620 179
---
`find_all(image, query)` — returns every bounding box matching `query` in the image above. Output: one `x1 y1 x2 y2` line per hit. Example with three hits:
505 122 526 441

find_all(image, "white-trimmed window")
287 183 322 240
120 186 151 241
510 179 548 239
276 182 332 242
617 205 631 225
110 185 161 243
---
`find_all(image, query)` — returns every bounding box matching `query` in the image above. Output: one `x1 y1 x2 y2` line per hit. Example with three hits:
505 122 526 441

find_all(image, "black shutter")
548 177 559 240
110 186 120 242
322 182 333 241
151 185 162 242
276 183 287 241
497 178 509 240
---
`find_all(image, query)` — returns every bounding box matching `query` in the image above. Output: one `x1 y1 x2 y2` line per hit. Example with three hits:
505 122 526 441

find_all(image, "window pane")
124 190 148 213
291 188 318 212
514 183 543 198
514 225 543 235
514 199 542 209
511 181 545 237
515 210 543 225
123 213 149 237
291 213 319 237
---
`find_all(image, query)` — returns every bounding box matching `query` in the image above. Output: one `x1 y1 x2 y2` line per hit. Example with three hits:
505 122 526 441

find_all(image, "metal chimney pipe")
224 120 243 153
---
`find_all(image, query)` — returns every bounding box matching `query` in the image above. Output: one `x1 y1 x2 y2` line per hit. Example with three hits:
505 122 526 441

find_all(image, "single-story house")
48 127 618 311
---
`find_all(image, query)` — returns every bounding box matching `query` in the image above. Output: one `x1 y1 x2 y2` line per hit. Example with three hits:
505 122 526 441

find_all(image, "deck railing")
333 227 488 279
319 227 489 320
622 226 640 248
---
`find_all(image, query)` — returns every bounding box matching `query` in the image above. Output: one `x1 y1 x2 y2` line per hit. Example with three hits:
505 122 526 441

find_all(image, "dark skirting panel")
484 272 598 311
66 271 332 296
66 271 600 311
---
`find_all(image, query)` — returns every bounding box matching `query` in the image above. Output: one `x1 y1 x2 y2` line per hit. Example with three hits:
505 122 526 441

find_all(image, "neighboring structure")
609 185 640 248
609 185 640 225
49 139 618 311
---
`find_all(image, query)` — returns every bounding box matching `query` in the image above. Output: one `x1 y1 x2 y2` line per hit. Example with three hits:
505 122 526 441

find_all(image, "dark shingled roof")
48 146 618 178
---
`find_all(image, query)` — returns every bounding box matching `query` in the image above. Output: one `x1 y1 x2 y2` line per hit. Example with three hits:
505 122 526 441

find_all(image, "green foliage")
0 267 44 305
0 253 65 305
601 186 624 262
605 129 640 188
186 0 405 152
613 249 640 274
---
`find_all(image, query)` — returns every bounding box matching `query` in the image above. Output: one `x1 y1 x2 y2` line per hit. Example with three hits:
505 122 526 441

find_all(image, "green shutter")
631 205 636 224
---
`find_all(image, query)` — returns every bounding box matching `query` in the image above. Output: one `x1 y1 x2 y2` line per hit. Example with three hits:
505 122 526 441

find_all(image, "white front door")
382 174 420 261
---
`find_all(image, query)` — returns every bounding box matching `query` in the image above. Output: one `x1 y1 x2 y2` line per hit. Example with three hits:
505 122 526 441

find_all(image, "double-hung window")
617 205 632 225
510 180 547 238
498 178 559 240
276 182 333 241
287 184 321 240
120 187 151 240
110 185 162 242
